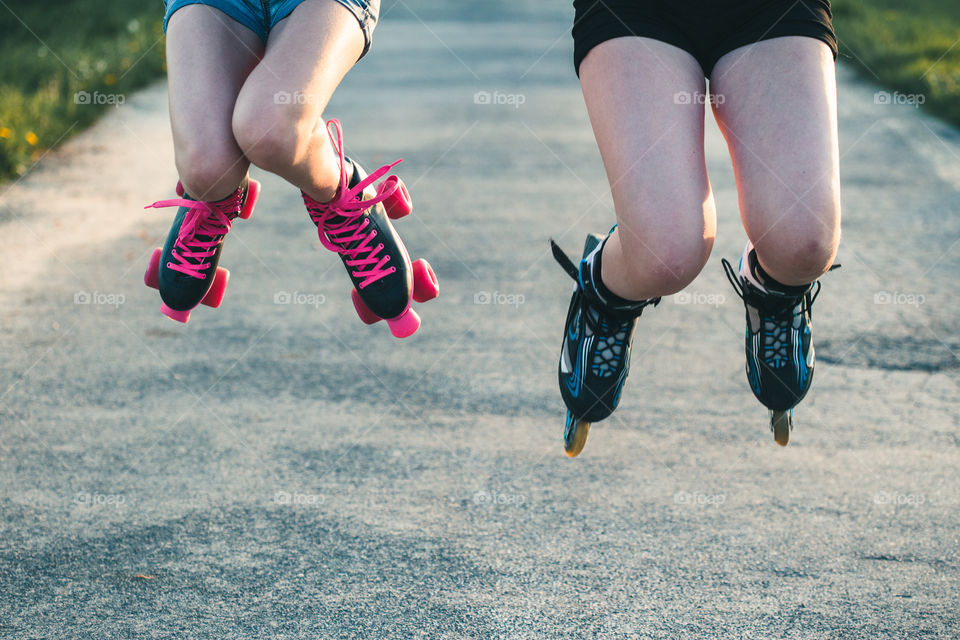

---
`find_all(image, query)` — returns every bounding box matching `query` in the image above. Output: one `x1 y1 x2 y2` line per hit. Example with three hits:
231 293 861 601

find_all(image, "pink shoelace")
304 119 403 290
144 187 245 279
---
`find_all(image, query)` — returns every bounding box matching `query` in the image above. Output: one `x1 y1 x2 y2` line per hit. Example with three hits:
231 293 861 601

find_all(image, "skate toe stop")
160 303 191 324
387 308 421 338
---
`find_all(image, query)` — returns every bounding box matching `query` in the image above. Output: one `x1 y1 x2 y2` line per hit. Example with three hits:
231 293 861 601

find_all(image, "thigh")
580 36 715 251
235 0 364 128
166 6 263 158
710 36 840 246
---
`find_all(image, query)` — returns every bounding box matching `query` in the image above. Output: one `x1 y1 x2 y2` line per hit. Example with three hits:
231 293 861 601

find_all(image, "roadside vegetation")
0 1 166 182
832 0 960 124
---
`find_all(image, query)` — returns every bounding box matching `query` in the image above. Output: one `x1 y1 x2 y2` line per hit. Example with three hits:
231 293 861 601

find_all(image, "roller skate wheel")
176 181 185 197
200 267 230 308
771 409 792 447
239 179 260 220
386 308 421 338
564 412 591 458
144 248 162 289
411 259 439 303
383 179 412 220
160 302 191 324
351 288 382 325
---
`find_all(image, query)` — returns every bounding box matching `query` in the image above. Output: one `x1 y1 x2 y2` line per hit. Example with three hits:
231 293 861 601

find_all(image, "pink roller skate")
303 119 438 338
143 178 260 323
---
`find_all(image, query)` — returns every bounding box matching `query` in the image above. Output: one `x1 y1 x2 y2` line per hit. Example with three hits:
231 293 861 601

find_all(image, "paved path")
1 3 958 638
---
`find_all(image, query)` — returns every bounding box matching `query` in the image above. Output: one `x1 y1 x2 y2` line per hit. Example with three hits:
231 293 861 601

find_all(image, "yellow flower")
26 132 38 145
0 127 10 139
105 74 116 86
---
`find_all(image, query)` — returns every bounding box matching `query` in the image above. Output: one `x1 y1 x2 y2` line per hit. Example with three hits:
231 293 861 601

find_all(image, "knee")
174 141 247 201
232 96 311 173
755 232 839 285
616 221 713 296
752 188 840 285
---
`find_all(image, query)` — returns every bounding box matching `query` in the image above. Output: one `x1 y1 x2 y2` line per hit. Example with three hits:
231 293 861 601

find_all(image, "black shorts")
572 0 838 77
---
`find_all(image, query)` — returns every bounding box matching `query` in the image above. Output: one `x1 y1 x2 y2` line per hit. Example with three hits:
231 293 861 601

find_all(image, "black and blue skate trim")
552 231 659 456
722 250 839 445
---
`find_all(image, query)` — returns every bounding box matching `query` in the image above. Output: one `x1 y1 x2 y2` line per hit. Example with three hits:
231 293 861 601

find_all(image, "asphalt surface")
1 2 959 638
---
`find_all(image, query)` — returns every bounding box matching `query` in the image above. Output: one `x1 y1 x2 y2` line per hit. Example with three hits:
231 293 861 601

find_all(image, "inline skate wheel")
771 409 792 447
564 411 591 458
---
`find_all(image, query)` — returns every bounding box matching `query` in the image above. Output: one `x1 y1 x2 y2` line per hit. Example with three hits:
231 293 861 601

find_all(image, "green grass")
833 0 960 124
0 0 166 183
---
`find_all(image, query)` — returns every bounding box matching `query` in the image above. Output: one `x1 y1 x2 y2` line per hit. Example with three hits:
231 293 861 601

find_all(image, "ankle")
744 247 812 296
593 239 663 304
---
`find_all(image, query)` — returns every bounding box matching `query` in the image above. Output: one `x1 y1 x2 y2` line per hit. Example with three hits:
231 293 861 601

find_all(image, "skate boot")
144 177 260 323
302 119 438 338
551 230 660 457
722 241 838 446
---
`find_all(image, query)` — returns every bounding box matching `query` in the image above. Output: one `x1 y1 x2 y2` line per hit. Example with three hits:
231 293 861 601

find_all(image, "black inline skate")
552 229 660 457
722 242 838 445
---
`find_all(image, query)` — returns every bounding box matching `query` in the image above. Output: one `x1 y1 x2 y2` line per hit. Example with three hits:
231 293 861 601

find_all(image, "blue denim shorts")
163 0 379 56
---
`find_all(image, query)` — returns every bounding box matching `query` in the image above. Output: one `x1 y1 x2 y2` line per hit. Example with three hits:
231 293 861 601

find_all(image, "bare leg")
579 38 716 300
711 37 841 286
165 6 264 200
231 0 365 203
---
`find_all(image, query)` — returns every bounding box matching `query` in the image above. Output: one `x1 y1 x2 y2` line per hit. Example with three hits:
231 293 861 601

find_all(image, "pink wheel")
176 181 184 197
411 259 439 303
239 179 260 220
386 308 421 339
200 267 229 308
351 288 382 325
383 179 412 220
144 248 162 289
160 303 191 324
